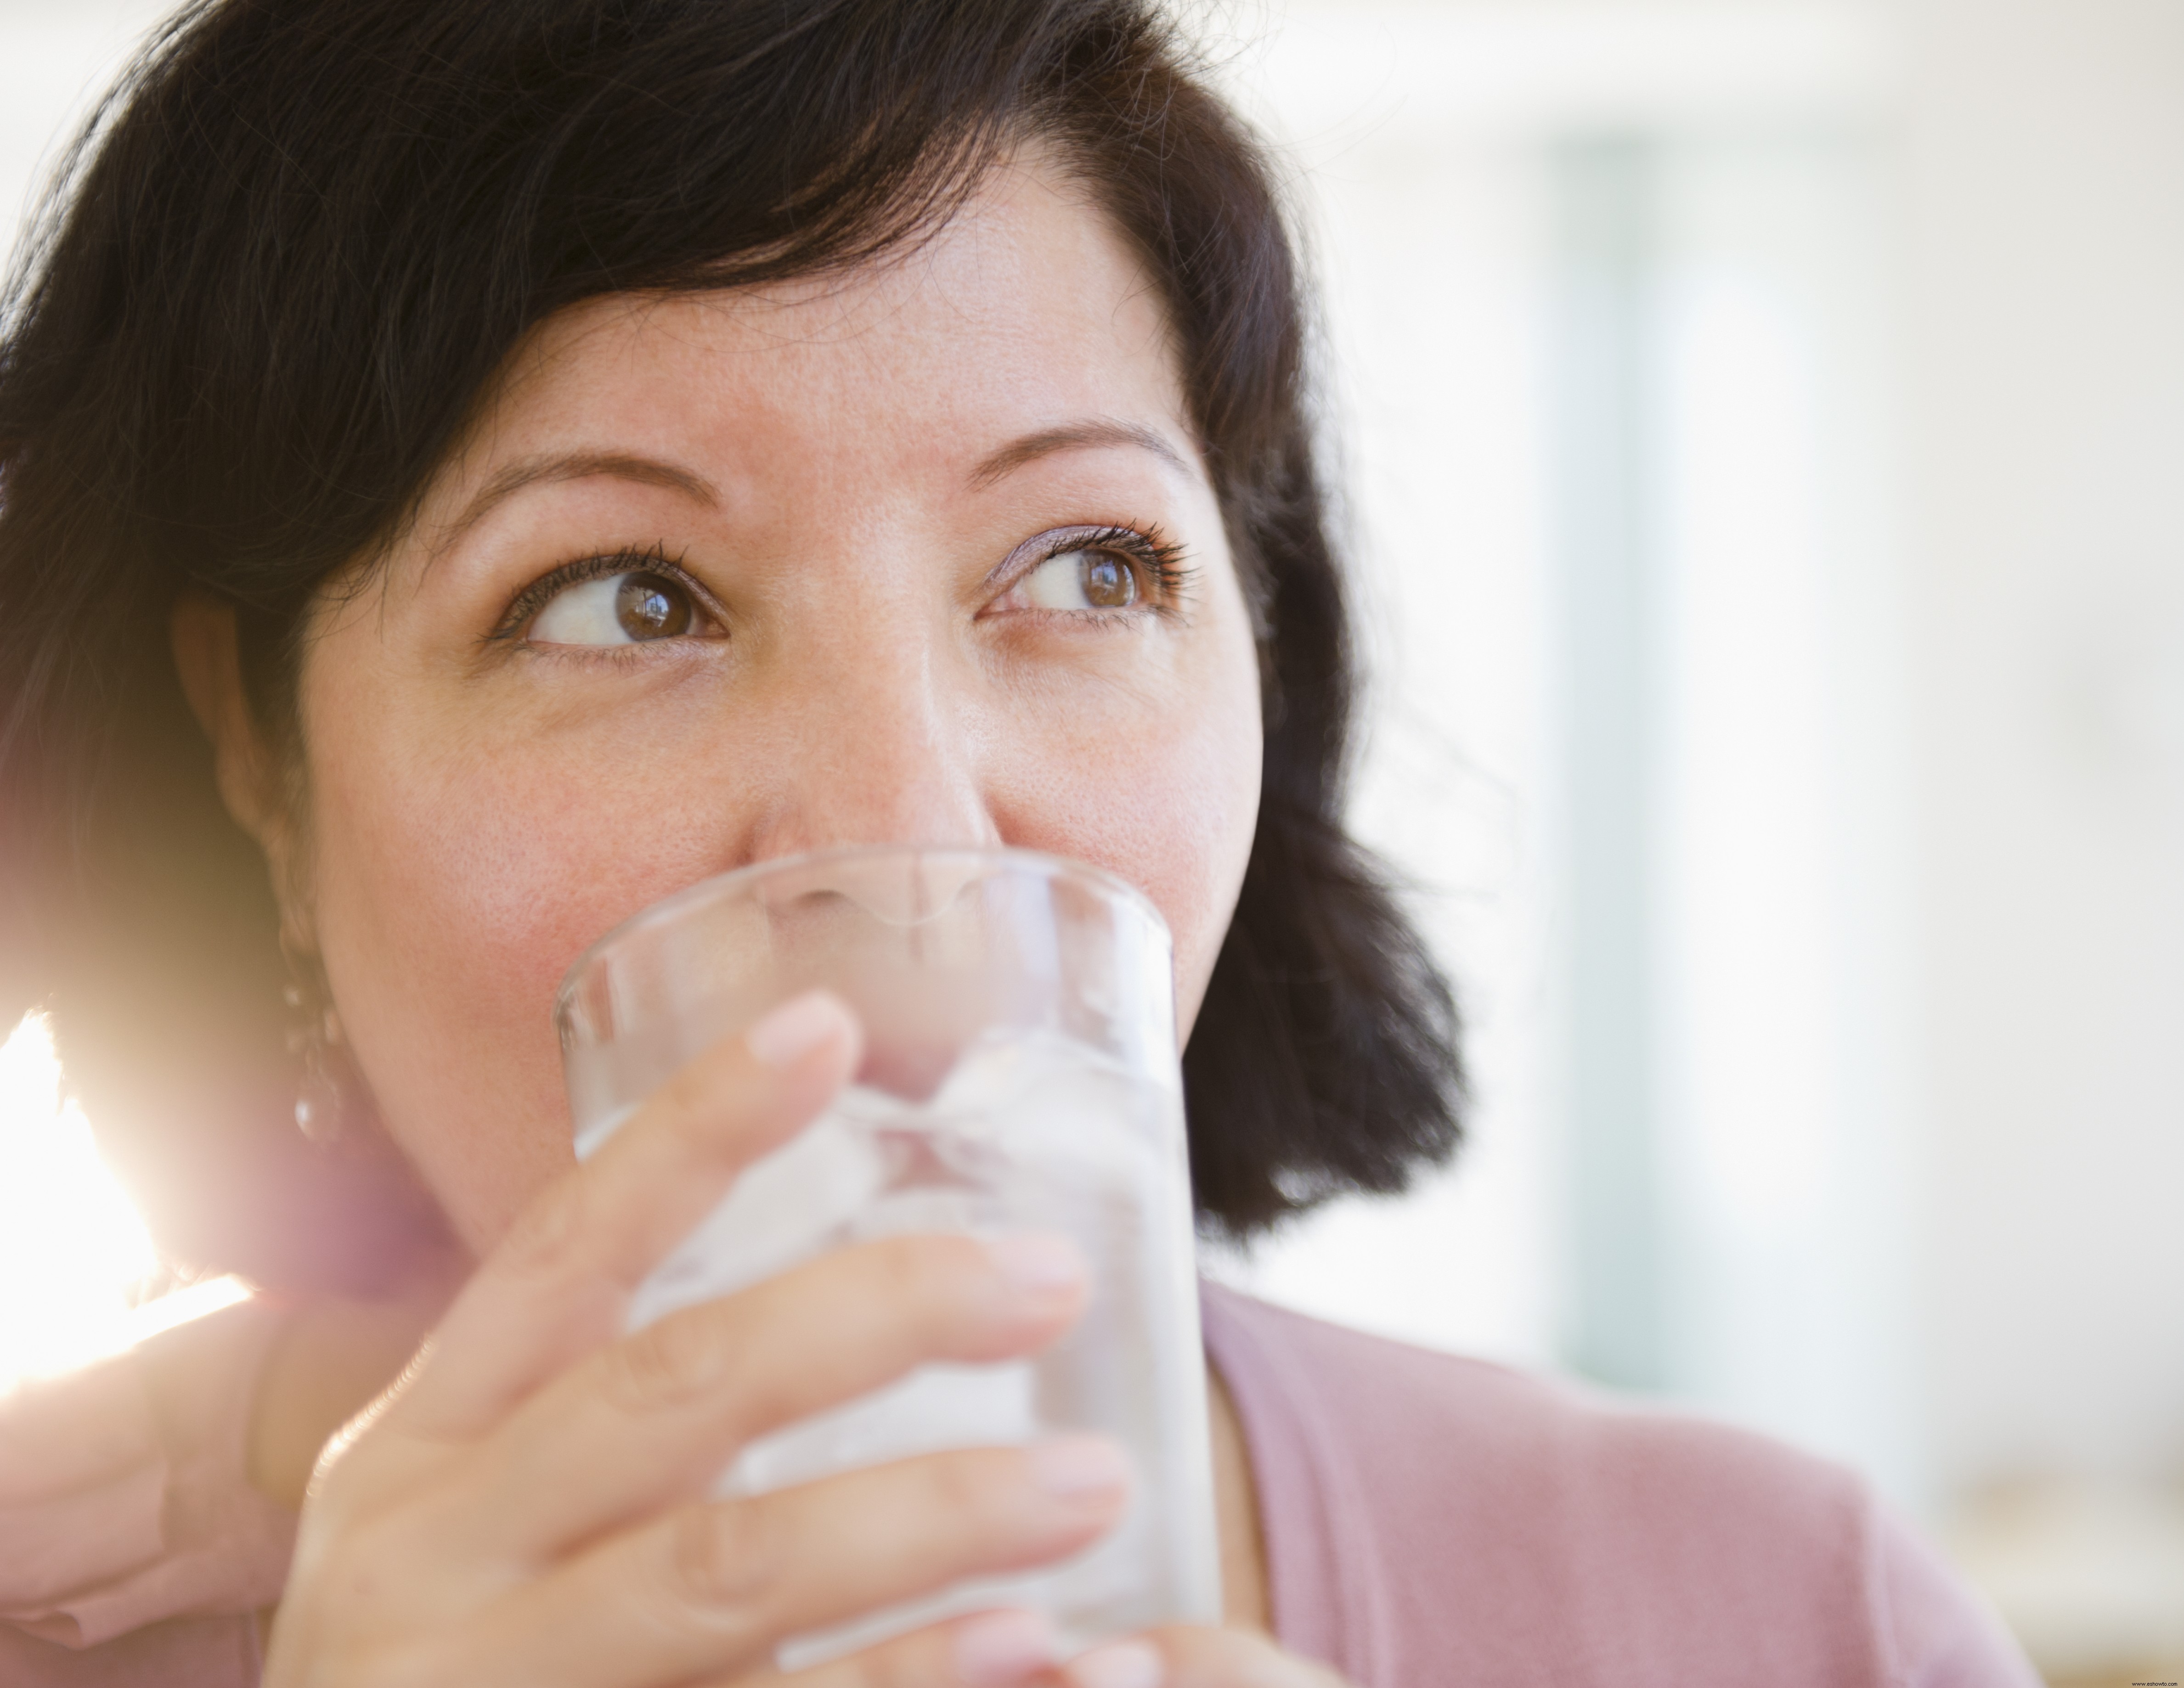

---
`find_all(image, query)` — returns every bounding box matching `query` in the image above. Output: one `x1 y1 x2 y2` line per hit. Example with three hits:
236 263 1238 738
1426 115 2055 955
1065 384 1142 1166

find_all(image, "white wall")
1902 0 2184 1495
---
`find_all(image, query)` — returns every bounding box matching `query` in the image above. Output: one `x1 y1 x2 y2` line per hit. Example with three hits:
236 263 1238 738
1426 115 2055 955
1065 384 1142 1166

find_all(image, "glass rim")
552 844 1169 1030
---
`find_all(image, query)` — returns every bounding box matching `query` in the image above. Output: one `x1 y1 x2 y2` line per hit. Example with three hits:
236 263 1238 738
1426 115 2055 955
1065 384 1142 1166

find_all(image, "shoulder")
1201 1283 2037 1688
1203 1279 1863 1555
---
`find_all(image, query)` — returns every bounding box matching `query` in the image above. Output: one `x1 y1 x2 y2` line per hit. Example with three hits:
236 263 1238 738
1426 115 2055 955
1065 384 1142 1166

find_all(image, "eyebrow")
443 450 720 546
969 419 1193 489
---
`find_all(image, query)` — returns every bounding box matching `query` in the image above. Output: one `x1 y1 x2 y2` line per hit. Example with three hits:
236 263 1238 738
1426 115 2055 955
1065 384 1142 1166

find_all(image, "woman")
0 1 2036 1684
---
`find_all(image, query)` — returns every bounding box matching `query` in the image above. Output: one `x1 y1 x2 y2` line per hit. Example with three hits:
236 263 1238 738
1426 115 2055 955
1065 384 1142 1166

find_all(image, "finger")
455 1229 1088 1555
445 1442 1126 1688
398 990 862 1439
1061 1628 1350 1688
745 1607 1060 1688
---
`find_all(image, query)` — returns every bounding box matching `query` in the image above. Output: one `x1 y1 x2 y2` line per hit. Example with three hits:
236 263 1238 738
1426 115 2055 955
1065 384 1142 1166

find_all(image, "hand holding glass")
554 847 1221 1665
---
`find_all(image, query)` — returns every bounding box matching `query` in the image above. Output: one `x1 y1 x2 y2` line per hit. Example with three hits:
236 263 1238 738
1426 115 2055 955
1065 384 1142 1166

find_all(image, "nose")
745 631 1002 861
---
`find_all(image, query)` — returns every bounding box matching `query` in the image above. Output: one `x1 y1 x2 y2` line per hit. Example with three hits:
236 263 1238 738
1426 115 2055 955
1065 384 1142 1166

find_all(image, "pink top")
0 1285 2037 1685
1198 1284 2038 1686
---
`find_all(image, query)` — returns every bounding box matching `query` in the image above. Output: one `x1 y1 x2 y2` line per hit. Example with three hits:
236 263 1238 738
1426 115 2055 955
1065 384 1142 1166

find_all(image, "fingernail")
953 1609 1058 1687
1027 1433 1132 1501
985 1232 1087 1299
745 990 850 1069
1066 1640 1166 1688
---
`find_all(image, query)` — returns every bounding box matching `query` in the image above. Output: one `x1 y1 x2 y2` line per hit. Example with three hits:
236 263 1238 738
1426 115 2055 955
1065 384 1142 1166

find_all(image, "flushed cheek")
1157 666 1264 1023
986 676 1259 1031
307 720 736 1246
1144 739 1260 1025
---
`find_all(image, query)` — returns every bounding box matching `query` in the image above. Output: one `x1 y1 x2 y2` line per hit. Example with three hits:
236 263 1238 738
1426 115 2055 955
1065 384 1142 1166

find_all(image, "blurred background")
2 0 2180 1679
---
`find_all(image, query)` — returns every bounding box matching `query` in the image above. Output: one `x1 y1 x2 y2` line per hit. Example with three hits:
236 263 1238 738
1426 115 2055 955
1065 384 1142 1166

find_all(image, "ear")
171 594 310 938
171 593 273 832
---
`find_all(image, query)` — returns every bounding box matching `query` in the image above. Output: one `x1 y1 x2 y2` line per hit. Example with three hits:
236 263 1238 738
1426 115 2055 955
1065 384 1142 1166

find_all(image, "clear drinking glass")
554 846 1220 1665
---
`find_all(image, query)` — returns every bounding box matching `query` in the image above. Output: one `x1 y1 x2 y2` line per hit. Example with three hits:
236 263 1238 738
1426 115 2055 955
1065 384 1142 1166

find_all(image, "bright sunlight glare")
0 1010 250 1390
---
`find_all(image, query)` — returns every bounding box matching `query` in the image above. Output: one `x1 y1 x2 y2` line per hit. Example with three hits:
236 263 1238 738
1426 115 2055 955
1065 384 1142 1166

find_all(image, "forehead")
467 158 1191 489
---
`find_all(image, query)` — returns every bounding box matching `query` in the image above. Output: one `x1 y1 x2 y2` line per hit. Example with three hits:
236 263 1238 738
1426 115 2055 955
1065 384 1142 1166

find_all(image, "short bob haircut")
0 0 1462 1290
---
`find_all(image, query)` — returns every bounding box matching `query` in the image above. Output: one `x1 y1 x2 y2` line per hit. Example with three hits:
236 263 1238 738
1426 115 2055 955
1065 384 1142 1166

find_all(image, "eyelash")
485 540 700 644
488 523 1195 647
1021 523 1196 613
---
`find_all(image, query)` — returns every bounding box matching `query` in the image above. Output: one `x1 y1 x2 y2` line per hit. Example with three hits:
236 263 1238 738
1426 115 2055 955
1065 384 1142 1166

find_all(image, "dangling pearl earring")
282 967 347 1144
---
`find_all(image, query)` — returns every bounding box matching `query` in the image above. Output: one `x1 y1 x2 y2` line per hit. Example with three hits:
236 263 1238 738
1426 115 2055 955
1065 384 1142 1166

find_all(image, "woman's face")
288 160 1264 1253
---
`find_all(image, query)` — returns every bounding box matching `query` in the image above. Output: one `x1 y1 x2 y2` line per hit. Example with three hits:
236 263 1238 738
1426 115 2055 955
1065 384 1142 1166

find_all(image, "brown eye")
529 568 702 646
615 572 692 640
1021 547 1141 612
1080 552 1134 608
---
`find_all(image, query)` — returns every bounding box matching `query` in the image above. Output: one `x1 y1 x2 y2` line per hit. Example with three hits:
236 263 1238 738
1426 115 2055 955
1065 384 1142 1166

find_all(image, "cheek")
986 641 1262 1037
305 695 735 1250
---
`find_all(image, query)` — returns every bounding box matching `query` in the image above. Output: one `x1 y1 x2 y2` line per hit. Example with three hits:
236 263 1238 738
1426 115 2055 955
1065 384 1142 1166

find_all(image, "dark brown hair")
0 0 1462 1288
